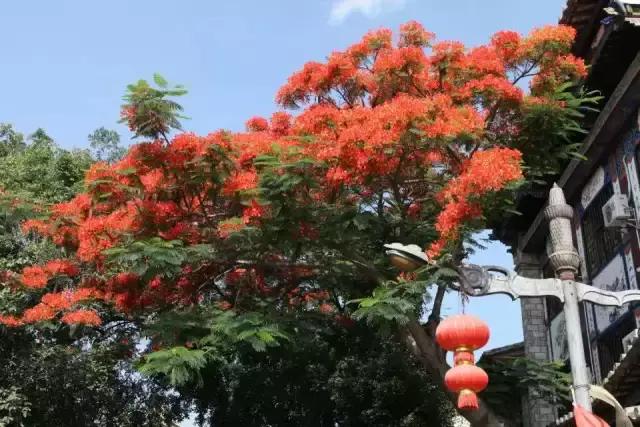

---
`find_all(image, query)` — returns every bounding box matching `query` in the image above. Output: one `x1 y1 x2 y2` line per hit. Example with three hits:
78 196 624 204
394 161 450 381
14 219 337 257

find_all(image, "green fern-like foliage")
103 238 215 281
479 356 571 422
139 309 291 386
517 83 602 183
138 347 208 386
349 263 460 326
120 73 188 141
206 310 291 352
349 279 431 326
350 285 419 325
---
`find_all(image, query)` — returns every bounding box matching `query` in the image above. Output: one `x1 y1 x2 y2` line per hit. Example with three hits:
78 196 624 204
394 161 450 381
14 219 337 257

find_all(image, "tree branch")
427 284 447 330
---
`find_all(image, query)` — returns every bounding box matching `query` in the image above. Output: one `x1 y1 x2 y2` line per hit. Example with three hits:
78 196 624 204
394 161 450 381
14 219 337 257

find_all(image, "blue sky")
3 0 566 150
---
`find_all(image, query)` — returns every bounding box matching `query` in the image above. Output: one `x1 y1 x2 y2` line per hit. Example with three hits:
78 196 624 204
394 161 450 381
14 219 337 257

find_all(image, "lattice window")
581 184 620 277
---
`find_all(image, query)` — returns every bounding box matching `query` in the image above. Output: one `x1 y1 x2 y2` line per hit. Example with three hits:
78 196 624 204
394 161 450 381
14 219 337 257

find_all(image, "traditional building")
495 1 640 425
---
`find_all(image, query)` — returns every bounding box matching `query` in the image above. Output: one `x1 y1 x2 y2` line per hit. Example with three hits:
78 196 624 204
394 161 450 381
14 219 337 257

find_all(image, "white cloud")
328 0 407 24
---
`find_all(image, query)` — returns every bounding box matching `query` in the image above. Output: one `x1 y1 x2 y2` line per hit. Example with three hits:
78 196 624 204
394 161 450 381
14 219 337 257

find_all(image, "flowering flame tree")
1 22 595 425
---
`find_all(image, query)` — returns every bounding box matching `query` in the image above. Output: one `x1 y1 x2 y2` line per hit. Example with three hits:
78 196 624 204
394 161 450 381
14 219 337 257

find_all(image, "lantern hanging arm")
453 264 566 302
454 263 640 307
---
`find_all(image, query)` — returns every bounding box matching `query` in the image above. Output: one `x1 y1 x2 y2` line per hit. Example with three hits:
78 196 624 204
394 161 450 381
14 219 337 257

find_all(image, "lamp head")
384 243 429 272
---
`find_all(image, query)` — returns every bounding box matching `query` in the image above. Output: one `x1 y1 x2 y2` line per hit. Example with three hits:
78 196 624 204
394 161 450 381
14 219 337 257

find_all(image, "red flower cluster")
428 148 523 257
399 21 434 48
242 200 266 224
288 288 331 307
490 31 521 64
270 112 292 137
523 25 576 53
40 288 102 311
224 170 259 194
44 260 80 277
140 169 165 193
0 315 23 327
319 303 334 314
120 106 138 131
440 148 523 203
19 259 80 289
20 266 50 289
246 116 269 132
61 309 102 326
0 287 104 327
22 304 56 323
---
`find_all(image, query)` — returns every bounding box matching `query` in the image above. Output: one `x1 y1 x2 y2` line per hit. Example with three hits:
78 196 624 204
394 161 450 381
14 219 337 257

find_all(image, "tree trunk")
403 320 515 427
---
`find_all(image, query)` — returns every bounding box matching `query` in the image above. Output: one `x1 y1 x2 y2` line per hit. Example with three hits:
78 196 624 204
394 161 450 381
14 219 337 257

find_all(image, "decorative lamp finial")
544 183 580 279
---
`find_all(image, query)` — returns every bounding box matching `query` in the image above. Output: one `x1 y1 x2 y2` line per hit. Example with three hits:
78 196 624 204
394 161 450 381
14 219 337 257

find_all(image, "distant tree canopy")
0 125 92 203
0 124 26 157
89 127 127 164
0 334 185 427
0 124 184 427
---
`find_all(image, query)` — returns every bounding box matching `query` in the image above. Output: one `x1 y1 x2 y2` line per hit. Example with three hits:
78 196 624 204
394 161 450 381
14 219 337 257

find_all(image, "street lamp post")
385 183 640 412
546 183 591 410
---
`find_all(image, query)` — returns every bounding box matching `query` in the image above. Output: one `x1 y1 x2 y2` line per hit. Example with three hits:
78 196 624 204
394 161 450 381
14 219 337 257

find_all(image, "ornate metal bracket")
456 264 565 302
575 283 640 307
456 264 640 307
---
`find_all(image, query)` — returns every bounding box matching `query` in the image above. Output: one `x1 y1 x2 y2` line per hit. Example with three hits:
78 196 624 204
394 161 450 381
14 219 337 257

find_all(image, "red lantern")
435 314 490 353
436 314 491 411
444 365 489 410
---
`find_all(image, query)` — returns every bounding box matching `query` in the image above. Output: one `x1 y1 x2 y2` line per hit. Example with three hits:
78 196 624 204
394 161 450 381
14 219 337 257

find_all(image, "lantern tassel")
458 390 479 410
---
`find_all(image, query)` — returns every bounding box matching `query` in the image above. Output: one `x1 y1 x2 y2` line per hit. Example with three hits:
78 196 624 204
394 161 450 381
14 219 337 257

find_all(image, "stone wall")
516 252 557 427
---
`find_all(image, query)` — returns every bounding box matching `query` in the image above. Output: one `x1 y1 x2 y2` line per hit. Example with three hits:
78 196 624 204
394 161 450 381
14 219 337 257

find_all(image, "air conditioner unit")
602 194 632 228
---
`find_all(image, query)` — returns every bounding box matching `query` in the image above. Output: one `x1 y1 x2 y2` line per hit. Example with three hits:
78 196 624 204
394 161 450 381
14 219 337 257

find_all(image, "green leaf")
153 73 168 88
138 347 208 386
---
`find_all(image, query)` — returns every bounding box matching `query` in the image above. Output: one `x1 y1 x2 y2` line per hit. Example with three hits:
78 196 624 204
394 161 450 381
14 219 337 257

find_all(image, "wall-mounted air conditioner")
602 194 632 228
